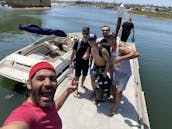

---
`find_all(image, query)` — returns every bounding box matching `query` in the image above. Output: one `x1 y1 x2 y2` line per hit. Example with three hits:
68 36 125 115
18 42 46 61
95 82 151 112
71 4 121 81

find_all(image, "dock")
54 43 150 129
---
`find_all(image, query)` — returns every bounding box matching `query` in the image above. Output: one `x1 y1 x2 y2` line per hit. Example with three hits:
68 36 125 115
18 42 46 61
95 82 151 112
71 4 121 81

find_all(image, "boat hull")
0 32 81 84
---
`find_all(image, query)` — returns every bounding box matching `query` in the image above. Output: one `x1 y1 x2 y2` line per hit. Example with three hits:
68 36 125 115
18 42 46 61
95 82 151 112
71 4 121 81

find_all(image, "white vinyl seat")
44 41 59 52
62 45 69 52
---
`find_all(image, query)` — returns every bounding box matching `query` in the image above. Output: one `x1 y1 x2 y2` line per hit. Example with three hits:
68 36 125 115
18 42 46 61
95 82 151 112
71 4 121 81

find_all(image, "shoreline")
2 1 172 21
126 12 172 21
51 1 172 21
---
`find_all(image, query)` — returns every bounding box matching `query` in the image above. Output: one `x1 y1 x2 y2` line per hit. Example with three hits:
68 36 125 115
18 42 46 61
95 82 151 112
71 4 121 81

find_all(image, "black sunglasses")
82 32 88 35
102 29 109 32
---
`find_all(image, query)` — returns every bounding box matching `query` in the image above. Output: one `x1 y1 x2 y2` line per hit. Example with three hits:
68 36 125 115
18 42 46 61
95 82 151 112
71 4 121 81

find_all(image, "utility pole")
115 3 125 35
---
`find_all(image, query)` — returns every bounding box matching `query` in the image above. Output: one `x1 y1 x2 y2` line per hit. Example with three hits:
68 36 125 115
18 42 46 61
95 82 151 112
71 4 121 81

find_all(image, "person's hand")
67 78 78 93
114 56 121 63
82 52 89 60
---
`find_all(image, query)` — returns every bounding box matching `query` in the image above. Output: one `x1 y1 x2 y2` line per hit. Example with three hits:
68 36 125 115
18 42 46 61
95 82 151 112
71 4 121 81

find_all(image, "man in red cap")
1 61 77 129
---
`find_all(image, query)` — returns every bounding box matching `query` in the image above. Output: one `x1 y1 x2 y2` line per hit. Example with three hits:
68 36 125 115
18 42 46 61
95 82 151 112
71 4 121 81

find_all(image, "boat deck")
54 43 150 129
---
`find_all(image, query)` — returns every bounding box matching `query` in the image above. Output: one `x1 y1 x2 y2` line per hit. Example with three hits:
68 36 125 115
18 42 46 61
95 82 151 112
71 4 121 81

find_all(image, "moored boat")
0 32 82 84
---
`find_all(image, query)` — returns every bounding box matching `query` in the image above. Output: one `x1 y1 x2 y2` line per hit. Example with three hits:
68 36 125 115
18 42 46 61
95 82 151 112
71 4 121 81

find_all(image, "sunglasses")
35 75 57 82
102 29 109 32
82 32 88 35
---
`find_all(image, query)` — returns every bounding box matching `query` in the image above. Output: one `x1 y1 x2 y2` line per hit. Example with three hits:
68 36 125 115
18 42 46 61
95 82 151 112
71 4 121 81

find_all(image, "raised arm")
117 26 123 36
116 45 139 62
54 79 77 111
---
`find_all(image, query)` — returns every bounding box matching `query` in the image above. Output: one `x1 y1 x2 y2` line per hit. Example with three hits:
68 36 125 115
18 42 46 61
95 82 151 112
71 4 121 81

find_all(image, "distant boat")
61 4 67 7
0 26 81 84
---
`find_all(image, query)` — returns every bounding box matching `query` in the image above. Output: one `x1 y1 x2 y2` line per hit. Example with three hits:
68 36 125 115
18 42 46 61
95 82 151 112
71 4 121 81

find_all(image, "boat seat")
44 41 59 52
62 45 69 52
28 53 45 60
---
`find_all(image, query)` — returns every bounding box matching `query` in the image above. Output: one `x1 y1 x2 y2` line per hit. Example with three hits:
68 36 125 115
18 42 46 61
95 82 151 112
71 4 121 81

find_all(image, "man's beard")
30 83 56 108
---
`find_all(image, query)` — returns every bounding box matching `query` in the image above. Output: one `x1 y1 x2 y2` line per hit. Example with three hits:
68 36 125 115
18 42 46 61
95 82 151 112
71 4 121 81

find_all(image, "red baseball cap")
29 62 56 79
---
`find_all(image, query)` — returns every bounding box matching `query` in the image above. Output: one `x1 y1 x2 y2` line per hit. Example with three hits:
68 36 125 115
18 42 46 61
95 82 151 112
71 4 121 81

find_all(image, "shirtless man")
107 32 139 116
87 33 110 97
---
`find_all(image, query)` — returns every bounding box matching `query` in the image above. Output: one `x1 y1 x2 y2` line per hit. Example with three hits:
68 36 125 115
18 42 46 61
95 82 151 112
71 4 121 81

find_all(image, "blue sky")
60 0 172 7
114 0 172 7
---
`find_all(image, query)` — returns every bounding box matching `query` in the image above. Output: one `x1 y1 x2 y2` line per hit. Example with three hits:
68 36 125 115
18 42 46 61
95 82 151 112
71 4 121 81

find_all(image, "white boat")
0 32 81 84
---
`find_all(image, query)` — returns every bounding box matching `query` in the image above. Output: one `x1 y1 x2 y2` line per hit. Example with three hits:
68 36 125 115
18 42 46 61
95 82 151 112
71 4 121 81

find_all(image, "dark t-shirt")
73 39 90 63
122 22 134 33
121 22 134 41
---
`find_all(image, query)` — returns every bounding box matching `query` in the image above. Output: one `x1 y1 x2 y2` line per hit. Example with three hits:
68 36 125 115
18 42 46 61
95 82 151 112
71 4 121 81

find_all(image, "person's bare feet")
109 110 116 116
109 104 118 116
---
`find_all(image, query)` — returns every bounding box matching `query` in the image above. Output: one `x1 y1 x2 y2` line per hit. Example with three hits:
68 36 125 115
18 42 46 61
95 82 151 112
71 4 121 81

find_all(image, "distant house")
5 0 51 8
141 6 157 13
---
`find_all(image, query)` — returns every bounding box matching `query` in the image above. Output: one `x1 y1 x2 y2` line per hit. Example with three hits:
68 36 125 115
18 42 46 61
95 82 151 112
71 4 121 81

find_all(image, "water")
0 5 172 129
